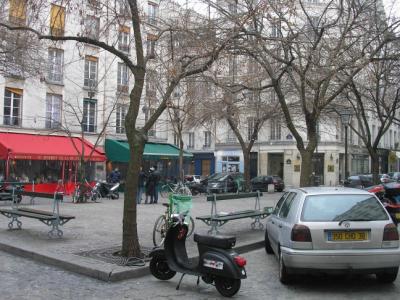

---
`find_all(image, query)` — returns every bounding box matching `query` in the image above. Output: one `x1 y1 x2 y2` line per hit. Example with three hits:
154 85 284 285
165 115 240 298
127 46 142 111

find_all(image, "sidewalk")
0 192 281 281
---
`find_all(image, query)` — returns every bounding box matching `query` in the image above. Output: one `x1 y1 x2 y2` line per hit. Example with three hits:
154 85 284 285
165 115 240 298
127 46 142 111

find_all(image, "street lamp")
340 109 353 180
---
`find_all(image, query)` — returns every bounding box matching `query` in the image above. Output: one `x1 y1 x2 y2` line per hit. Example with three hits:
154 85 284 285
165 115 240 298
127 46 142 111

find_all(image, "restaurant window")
50 4 65 36
84 16 100 39
82 98 97 132
9 0 26 25
148 2 158 25
118 26 130 53
84 56 98 89
45 93 62 129
117 62 129 93
48 48 63 83
3 88 22 126
116 104 127 134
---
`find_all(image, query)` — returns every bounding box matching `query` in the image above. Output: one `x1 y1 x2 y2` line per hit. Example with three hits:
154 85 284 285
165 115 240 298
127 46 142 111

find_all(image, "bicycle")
160 181 191 198
152 194 195 247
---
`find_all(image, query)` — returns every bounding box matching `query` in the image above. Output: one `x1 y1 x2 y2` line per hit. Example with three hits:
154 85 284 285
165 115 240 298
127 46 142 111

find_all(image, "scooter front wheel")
215 277 241 297
150 254 176 280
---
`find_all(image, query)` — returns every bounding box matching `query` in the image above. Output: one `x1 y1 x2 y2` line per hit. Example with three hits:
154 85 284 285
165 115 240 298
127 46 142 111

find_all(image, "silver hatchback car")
265 187 400 284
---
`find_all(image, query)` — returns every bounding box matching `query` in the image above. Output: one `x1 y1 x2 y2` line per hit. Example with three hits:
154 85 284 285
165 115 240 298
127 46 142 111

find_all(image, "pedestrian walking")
109 168 121 184
137 168 146 204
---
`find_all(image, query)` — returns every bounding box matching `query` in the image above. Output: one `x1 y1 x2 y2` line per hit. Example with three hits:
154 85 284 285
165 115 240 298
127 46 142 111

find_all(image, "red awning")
0 132 106 162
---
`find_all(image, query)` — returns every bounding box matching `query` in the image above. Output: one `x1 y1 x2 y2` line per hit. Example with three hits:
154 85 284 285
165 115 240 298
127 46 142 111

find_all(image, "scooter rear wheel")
214 277 241 297
149 254 176 280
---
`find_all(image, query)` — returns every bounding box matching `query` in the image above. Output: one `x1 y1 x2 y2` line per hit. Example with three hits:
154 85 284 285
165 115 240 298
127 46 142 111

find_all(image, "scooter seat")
194 233 236 249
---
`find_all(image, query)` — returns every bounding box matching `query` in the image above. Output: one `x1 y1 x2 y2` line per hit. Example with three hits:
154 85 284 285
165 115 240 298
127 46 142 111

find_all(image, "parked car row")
344 173 397 189
185 172 286 195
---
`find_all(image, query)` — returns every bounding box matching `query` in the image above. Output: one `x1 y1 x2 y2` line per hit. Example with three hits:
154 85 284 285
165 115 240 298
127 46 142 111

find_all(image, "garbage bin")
267 184 274 193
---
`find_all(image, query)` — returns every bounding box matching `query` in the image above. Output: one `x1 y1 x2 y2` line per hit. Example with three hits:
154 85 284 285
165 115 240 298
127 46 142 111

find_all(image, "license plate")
396 213 400 220
328 231 368 241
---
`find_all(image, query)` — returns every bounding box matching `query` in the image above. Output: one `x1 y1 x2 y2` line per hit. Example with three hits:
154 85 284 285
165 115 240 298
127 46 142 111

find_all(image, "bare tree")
341 41 400 184
207 0 400 186
0 0 237 256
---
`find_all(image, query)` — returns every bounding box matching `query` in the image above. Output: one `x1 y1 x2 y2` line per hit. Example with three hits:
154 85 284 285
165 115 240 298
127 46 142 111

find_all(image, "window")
204 131 211 148
278 192 296 218
228 55 237 77
227 127 236 142
118 0 130 16
50 4 65 36
146 70 157 99
84 16 99 39
247 117 258 141
82 98 97 132
188 132 194 149
148 108 156 136
3 88 22 126
45 93 62 129
118 26 130 53
271 21 281 38
273 192 288 215
116 104 127 134
84 56 98 88
148 2 158 25
47 48 63 83
173 133 179 146
270 118 281 140
147 35 156 59
117 62 129 93
9 0 26 25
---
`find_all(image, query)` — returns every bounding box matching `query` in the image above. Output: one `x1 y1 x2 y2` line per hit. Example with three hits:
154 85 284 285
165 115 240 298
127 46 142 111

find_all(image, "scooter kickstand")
196 276 200 286
176 273 185 290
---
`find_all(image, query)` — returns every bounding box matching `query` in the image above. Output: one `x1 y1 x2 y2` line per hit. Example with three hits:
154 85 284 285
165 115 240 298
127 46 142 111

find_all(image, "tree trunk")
121 133 144 257
370 151 380 185
243 149 251 192
300 150 313 187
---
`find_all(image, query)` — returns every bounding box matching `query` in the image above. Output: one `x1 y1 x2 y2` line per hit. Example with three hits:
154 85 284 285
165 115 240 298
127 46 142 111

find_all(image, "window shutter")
6 87 23 95
50 5 65 34
9 0 26 21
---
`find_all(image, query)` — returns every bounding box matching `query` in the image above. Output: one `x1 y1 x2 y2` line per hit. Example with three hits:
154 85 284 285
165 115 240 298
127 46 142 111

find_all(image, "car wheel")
279 250 292 284
264 229 274 254
376 267 398 283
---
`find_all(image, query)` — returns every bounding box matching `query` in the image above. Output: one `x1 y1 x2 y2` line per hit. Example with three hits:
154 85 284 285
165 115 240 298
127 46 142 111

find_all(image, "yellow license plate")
329 231 368 241
396 213 400 220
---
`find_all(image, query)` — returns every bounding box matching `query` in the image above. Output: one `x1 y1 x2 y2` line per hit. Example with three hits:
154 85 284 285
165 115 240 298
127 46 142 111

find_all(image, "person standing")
137 168 146 204
145 167 156 204
152 166 161 204
109 168 121 183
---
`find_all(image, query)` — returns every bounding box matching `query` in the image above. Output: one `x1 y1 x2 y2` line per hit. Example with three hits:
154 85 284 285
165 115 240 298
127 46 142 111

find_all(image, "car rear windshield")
301 194 389 222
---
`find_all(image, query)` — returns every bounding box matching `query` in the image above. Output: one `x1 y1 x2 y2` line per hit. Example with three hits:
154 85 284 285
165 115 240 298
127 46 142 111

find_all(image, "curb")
0 239 264 282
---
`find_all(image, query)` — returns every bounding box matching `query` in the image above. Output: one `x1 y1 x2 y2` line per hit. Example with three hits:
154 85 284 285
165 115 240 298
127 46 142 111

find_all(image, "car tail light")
291 224 312 242
383 223 399 241
234 256 247 267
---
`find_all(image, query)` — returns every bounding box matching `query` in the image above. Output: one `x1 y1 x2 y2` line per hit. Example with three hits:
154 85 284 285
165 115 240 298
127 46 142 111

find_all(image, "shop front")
104 139 193 181
215 149 244 173
0 132 106 194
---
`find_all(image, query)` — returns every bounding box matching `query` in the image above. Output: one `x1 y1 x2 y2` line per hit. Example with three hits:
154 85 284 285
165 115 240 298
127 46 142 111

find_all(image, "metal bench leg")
251 216 264 230
48 220 63 238
8 215 22 230
208 220 220 235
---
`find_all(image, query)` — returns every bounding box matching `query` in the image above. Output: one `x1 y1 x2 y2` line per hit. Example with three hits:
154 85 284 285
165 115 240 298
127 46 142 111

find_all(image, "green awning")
105 139 193 162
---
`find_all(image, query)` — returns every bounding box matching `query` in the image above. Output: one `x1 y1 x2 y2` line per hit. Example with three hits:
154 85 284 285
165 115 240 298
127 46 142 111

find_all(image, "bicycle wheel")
186 216 195 237
72 188 80 203
153 215 168 247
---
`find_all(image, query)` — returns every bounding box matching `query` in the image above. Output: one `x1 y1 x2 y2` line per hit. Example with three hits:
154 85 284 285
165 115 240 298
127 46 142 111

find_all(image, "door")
266 192 288 254
201 159 211 176
312 153 324 185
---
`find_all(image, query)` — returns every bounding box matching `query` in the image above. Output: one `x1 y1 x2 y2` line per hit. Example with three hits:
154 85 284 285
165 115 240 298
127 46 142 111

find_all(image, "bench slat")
0 209 56 220
197 210 268 221
21 192 63 200
206 192 263 201
17 208 75 220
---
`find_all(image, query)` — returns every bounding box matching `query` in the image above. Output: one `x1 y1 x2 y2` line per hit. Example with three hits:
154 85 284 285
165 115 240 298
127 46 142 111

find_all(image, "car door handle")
278 224 282 228
271 220 275 225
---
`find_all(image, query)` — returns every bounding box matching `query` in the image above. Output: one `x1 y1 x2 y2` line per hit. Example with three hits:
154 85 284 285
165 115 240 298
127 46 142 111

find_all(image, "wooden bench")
196 191 273 234
0 192 75 238
21 191 63 205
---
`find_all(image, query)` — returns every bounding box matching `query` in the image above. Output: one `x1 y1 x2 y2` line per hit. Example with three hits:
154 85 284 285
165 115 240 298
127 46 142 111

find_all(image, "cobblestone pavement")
1 248 400 300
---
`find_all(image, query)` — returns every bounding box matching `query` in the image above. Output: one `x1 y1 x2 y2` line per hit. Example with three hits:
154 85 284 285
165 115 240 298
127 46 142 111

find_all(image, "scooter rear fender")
199 250 246 279
149 248 165 258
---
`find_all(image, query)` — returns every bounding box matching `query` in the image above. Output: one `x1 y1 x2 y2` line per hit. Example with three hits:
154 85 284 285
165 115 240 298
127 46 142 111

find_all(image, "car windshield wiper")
338 218 370 226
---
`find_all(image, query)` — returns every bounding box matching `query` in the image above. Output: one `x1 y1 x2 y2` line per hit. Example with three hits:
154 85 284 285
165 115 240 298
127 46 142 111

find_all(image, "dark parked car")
251 175 285 192
344 175 373 189
207 172 243 193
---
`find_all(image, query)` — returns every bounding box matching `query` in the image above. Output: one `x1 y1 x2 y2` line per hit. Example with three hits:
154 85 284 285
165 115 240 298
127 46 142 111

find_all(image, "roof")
290 187 372 195
0 132 106 161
